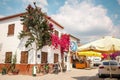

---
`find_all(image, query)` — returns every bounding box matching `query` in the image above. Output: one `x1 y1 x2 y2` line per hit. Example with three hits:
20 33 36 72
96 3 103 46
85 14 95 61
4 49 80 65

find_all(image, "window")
54 30 59 36
54 54 58 63
65 56 67 62
41 52 48 63
5 52 12 63
8 24 15 36
20 51 28 64
23 25 28 32
103 61 118 65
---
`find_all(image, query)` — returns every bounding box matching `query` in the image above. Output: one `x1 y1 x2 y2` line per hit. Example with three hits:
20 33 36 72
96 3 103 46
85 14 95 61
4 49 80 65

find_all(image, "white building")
0 13 65 74
0 13 80 74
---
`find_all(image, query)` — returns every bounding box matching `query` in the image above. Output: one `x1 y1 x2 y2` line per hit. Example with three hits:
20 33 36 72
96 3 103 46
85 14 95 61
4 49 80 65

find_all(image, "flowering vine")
60 34 70 54
51 34 60 49
51 33 70 52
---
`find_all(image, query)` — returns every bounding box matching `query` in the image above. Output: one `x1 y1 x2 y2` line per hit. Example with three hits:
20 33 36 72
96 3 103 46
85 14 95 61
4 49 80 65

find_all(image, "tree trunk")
32 43 38 76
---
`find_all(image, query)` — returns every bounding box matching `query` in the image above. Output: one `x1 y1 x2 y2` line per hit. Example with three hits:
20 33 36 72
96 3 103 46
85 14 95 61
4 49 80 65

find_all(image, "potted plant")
11 69 19 75
1 67 7 75
11 54 19 75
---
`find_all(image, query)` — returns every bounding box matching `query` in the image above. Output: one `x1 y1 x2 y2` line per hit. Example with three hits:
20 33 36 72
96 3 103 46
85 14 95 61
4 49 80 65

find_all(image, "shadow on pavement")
72 75 119 80
72 75 109 80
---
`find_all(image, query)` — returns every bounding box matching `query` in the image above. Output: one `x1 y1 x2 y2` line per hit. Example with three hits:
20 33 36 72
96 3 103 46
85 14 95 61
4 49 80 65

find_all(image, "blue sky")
0 0 120 44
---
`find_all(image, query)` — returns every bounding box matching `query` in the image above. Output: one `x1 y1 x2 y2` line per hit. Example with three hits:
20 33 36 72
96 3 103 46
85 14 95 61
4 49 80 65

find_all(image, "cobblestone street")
0 68 119 80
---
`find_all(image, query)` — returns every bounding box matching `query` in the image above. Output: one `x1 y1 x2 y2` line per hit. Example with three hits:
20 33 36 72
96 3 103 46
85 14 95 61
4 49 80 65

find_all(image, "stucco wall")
0 16 62 64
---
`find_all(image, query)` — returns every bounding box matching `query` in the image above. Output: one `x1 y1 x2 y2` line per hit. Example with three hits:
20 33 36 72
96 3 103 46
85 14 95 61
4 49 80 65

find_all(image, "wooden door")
41 52 48 63
20 51 28 64
54 54 58 63
5 52 12 63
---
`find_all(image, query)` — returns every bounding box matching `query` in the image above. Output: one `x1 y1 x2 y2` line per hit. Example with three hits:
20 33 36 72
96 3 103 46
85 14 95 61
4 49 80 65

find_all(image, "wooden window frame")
23 25 28 32
41 52 48 63
54 30 59 36
54 53 58 63
8 24 15 36
20 51 28 64
5 52 12 63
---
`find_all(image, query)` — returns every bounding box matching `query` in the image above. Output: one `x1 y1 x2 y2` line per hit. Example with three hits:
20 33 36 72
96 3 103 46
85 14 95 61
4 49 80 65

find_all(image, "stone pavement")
0 68 118 80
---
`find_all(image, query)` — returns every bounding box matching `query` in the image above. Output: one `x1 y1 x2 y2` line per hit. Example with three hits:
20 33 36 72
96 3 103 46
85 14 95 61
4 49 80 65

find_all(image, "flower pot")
2 67 7 75
12 69 19 75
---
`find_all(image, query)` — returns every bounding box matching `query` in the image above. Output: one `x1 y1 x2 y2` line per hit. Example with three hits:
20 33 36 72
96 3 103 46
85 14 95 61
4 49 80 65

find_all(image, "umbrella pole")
109 60 112 78
108 54 112 78
109 45 115 78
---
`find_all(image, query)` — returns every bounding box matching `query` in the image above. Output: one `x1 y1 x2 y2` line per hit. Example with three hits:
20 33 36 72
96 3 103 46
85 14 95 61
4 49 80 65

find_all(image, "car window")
109 61 118 65
103 62 109 65
103 61 118 65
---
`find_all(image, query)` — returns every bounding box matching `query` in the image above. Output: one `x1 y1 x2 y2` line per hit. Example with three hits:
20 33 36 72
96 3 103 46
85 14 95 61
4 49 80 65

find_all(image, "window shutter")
20 52 24 63
25 53 28 63
54 30 59 36
54 54 58 63
5 52 12 63
23 25 28 32
41 52 48 63
8 24 15 35
21 51 28 64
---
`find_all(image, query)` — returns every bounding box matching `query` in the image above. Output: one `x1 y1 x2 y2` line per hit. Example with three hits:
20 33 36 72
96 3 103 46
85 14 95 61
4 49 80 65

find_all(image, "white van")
88 57 101 67
92 57 102 66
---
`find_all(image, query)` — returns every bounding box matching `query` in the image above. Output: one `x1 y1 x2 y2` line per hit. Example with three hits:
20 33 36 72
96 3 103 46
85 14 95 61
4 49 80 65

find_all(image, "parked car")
98 60 120 78
92 57 101 67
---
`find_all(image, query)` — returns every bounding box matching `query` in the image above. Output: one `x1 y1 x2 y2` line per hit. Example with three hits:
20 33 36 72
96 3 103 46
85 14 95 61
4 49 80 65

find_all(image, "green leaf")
19 2 54 52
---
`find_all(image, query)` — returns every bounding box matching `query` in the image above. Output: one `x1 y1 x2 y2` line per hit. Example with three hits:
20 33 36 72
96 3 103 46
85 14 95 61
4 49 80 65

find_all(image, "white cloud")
110 25 120 37
114 14 118 19
51 0 115 44
117 0 120 5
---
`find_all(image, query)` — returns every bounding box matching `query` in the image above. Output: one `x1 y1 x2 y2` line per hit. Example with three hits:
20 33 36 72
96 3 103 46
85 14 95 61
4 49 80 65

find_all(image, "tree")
19 3 53 65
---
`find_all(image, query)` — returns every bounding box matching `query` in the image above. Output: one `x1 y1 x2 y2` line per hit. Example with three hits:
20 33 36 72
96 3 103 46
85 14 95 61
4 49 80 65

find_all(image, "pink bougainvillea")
51 34 60 49
49 23 54 31
60 34 70 54
51 33 70 58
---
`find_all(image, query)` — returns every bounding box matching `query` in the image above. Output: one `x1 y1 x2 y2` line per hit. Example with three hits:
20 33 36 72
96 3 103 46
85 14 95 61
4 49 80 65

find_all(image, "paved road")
0 68 119 80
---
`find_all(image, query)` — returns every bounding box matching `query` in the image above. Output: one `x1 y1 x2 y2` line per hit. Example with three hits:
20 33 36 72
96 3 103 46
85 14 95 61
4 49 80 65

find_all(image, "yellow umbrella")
77 36 120 53
77 36 120 77
77 51 102 57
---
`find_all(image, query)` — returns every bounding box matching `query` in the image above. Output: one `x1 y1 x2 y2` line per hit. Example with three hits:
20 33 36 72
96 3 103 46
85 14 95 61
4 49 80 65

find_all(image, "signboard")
70 41 77 52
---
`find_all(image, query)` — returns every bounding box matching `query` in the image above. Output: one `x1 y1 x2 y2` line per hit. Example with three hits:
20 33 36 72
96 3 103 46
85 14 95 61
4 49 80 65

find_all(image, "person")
58 62 62 72
53 62 59 74
86 58 92 68
72 54 76 68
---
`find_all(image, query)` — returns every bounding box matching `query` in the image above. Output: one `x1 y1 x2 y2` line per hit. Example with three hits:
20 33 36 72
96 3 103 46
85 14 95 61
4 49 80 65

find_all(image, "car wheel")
98 74 103 78
117 78 120 80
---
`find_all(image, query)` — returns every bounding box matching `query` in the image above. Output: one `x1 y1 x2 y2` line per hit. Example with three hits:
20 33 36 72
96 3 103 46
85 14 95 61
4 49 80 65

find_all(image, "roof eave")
0 12 64 29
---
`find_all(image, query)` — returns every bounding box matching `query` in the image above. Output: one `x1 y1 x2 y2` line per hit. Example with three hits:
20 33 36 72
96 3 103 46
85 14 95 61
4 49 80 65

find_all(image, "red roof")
0 12 64 29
